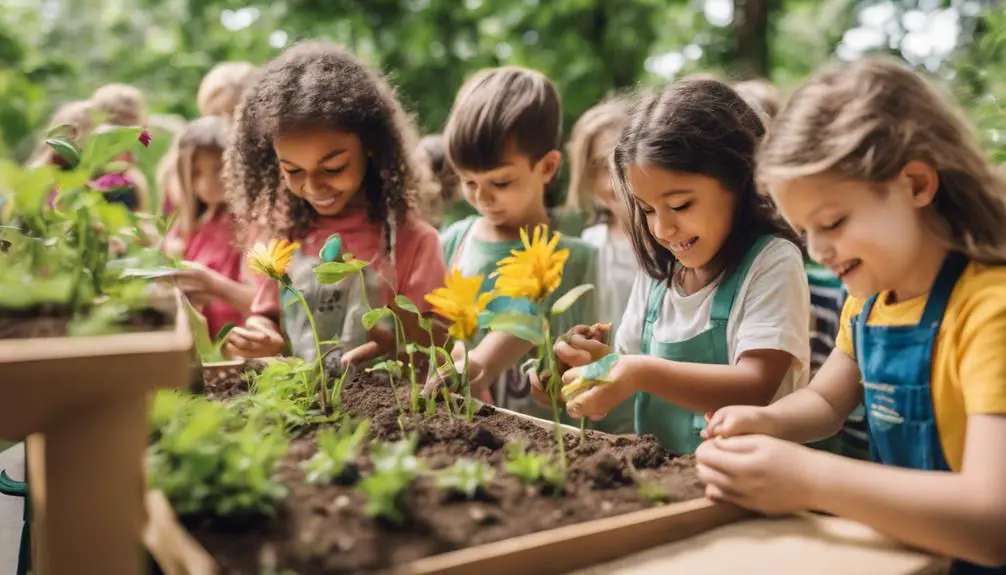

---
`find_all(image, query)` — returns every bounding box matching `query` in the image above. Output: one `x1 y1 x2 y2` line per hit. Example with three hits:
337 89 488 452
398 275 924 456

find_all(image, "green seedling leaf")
362 306 393 330
94 202 133 233
367 359 404 378
550 284 594 317
183 297 215 360
394 295 420 315
314 258 368 284
0 160 58 217
301 419 369 485
485 310 544 346
636 481 671 504
81 126 143 171
45 138 81 169
436 459 495 499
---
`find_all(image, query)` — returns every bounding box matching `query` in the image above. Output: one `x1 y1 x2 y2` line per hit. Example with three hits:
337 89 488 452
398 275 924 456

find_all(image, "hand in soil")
223 315 286 358
696 435 819 516
562 355 635 421
702 405 779 439
420 353 485 398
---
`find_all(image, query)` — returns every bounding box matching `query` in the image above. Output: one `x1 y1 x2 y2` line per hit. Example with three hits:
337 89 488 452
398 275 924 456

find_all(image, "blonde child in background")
89 83 150 211
699 58 1006 572
417 134 473 229
434 66 631 434
222 42 446 368
552 79 810 454
159 62 257 216
28 100 96 169
164 116 254 337
732 78 781 122
566 96 636 337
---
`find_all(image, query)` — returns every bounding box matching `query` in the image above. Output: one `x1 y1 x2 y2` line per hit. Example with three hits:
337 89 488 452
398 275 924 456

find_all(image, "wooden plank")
390 498 750 575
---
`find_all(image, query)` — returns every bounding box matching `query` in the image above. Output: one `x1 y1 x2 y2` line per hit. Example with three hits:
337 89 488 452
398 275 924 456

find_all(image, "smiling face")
769 165 937 299
626 163 736 274
273 128 368 216
455 144 560 228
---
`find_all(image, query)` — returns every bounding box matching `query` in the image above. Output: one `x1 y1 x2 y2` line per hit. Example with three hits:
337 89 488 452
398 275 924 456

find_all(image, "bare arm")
806 415 1006 566
466 331 534 394
209 275 256 314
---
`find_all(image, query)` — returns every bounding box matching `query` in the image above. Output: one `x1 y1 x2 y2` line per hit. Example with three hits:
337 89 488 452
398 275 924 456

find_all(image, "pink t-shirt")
249 209 446 321
183 208 244 336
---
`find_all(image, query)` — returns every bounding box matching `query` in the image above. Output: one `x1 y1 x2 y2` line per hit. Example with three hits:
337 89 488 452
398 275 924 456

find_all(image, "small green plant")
183 297 235 363
357 434 423 525
236 357 333 431
436 458 495 499
301 418 370 485
503 441 565 489
636 480 671 505
147 392 289 520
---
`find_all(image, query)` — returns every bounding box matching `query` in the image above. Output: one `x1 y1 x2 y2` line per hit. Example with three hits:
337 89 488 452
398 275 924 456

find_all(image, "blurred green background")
1 0 1004 198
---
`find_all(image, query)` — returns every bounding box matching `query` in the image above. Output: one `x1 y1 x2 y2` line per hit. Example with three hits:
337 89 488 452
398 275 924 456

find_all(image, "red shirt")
183 208 244 336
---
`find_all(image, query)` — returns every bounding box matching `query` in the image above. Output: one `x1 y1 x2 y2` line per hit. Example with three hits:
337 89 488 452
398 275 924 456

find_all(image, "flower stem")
289 282 328 413
462 345 474 422
542 313 566 472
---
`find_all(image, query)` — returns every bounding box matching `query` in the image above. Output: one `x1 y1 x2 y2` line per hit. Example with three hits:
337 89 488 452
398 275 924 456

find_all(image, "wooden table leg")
40 392 147 575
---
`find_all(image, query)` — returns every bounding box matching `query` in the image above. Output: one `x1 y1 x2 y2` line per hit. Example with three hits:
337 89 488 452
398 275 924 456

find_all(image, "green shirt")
440 216 632 434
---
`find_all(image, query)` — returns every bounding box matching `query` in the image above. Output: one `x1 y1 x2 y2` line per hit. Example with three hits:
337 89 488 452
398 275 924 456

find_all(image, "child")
159 62 258 216
554 79 810 454
566 96 636 336
698 58 1006 571
732 78 781 122
435 66 629 433
165 116 254 337
221 42 446 367
28 100 96 169
417 134 473 229
90 83 150 211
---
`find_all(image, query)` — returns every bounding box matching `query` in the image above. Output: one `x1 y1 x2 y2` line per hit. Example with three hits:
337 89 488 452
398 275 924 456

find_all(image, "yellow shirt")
837 262 1006 471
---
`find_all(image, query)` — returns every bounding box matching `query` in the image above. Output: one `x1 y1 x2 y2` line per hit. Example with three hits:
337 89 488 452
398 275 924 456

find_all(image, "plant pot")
2 291 193 575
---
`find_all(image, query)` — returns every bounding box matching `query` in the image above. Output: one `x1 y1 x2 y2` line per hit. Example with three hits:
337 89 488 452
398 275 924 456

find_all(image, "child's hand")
696 435 821 516
561 354 634 421
554 323 613 369
174 261 222 306
702 406 779 439
421 353 485 398
222 316 285 359
527 365 561 408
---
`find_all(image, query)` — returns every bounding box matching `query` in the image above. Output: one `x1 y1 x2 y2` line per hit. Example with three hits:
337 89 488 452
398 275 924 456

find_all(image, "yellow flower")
492 224 570 302
247 239 300 280
425 269 494 341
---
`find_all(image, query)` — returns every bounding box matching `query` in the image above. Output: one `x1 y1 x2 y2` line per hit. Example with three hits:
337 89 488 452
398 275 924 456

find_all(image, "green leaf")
485 311 545 345
366 359 404 378
314 259 368 284
362 306 393 330
394 295 420 315
45 138 81 169
0 160 57 217
81 127 143 171
94 202 132 233
550 284 594 317
318 339 341 346
183 298 214 360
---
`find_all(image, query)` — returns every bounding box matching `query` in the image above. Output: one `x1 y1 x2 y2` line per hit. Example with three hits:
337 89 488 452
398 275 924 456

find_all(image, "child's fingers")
341 341 382 366
554 340 593 367
567 334 609 357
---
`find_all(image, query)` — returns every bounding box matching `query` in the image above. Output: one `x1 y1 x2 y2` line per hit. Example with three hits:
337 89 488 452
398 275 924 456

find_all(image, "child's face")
456 145 560 228
274 128 368 217
627 164 735 272
770 170 933 298
192 149 225 205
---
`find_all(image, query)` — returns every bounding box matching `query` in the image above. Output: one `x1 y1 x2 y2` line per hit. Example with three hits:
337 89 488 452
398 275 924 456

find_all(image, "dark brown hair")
444 66 562 172
224 41 429 243
758 57 1006 264
612 79 799 282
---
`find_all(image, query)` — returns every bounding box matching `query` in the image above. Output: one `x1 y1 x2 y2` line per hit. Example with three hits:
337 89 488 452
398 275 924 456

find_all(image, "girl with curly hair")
222 42 447 367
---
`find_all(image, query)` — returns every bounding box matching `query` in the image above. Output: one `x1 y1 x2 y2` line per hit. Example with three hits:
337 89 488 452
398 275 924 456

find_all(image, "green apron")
635 235 772 453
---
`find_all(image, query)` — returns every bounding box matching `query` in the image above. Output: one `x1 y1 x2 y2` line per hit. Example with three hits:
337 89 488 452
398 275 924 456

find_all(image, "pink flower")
138 129 152 148
90 172 132 192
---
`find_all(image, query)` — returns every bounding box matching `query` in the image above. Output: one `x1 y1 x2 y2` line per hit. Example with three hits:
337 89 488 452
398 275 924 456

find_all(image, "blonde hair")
733 79 780 121
28 100 96 167
172 116 230 237
564 96 629 223
758 57 1006 264
197 62 256 118
91 83 147 126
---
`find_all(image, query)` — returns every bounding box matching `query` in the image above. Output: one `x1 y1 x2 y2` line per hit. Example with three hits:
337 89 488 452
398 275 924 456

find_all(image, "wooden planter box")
0 293 194 575
145 387 751 575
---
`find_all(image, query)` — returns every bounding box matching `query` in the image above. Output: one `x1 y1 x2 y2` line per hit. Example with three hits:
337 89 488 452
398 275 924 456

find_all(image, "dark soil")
185 370 705 575
0 305 172 339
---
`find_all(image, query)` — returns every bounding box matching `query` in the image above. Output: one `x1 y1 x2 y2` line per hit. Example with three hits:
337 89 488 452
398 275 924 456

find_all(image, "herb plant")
503 441 565 489
357 434 423 525
436 458 495 499
301 418 370 485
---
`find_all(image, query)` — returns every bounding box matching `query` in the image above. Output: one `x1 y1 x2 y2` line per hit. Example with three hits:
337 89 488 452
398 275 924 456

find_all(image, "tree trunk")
733 0 770 79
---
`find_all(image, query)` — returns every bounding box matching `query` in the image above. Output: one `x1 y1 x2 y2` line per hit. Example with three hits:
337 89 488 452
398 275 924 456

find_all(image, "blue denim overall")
852 253 1004 574
636 236 771 454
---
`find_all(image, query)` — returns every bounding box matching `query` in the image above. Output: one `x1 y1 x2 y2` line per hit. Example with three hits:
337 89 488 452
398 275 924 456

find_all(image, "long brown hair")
758 57 1006 264
564 96 630 226
611 79 798 283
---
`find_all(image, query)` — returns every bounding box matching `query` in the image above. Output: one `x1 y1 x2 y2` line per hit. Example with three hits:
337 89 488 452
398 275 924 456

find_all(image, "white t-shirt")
614 237 810 400
581 223 638 335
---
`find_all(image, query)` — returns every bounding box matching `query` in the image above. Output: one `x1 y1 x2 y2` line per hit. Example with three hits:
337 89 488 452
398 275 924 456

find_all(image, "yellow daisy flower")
425 269 494 341
247 239 300 280
492 224 569 303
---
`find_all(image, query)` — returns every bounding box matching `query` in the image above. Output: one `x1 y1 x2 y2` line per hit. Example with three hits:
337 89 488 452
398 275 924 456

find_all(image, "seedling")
301 418 370 485
357 434 422 525
503 441 565 490
436 458 495 500
636 481 671 505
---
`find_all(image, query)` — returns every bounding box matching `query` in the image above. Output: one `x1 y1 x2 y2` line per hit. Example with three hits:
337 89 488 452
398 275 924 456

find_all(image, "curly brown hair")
224 41 427 244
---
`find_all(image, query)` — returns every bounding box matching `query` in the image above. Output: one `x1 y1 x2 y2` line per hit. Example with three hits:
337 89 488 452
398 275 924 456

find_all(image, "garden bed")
166 366 736 574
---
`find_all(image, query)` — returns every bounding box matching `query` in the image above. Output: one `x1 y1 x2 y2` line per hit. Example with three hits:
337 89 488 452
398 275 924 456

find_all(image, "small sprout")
357 434 422 525
301 419 369 485
436 458 495 499
636 480 671 504
503 441 565 489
